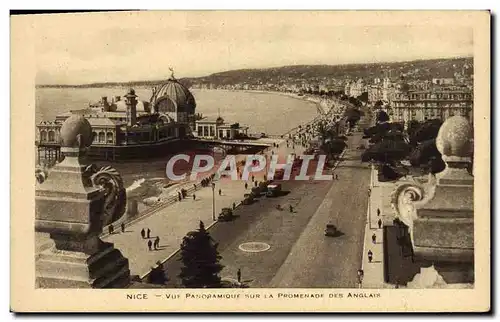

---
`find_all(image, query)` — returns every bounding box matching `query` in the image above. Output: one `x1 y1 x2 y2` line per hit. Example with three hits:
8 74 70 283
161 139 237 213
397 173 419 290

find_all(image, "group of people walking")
107 222 126 235
367 209 383 263
200 173 216 188
141 228 161 251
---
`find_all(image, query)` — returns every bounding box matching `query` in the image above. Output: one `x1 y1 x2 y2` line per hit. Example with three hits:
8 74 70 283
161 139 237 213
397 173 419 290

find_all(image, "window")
106 132 114 144
98 132 105 143
92 132 97 142
40 131 47 142
209 126 215 137
197 126 203 136
48 131 55 142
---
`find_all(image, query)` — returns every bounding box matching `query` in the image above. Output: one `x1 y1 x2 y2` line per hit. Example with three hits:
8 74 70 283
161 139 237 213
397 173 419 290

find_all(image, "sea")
36 87 319 190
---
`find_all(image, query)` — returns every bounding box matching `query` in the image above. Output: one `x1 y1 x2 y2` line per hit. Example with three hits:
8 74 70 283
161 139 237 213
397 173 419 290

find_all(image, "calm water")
36 87 319 187
36 87 317 135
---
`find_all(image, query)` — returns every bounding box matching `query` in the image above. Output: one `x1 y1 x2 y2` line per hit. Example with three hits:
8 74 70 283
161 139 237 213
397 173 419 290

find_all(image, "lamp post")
211 182 216 221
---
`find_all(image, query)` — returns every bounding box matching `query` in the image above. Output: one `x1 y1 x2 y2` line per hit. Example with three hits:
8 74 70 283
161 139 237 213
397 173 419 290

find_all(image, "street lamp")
211 182 216 221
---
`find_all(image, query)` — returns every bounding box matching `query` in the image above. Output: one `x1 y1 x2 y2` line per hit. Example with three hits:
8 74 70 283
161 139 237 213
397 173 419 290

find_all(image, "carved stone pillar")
35 115 130 288
391 115 474 284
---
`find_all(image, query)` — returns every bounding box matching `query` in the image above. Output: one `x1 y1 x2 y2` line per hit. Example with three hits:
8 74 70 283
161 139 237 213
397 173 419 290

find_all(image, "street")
269 132 370 287
162 131 370 288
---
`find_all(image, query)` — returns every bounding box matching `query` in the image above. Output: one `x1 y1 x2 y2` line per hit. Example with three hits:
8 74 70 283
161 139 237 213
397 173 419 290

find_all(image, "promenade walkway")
360 165 396 289
104 138 306 277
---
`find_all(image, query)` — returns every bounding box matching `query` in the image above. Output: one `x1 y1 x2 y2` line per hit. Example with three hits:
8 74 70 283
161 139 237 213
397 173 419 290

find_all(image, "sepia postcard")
10 10 490 312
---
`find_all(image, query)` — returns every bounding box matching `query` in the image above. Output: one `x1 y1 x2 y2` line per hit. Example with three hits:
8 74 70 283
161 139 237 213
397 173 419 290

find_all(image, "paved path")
268 132 370 288
359 165 394 288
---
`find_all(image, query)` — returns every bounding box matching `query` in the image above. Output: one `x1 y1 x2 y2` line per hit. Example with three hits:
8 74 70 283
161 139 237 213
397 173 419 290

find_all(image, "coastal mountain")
37 57 473 88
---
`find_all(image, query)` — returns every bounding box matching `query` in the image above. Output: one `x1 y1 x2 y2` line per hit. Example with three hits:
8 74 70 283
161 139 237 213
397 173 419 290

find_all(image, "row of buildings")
193 71 473 126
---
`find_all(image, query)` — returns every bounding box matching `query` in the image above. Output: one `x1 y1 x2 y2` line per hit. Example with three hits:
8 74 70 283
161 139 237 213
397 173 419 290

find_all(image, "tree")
409 119 443 145
409 139 446 174
322 138 347 157
344 108 363 128
348 97 362 107
357 92 369 103
406 120 421 140
179 221 224 288
361 139 411 165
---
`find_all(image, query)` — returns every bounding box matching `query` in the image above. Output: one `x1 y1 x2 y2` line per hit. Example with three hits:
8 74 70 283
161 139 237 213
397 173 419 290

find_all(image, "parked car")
324 224 338 237
218 207 234 221
251 186 262 197
242 193 254 205
266 184 282 197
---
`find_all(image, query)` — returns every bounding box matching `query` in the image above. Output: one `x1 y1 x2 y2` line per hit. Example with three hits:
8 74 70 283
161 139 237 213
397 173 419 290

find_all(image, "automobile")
266 183 282 197
324 224 338 237
251 186 262 197
218 207 234 221
242 193 254 205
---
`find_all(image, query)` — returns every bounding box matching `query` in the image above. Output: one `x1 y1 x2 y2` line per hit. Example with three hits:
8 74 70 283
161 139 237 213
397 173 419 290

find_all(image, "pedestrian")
237 268 242 283
372 233 377 244
155 236 160 249
245 182 248 189
178 192 182 201
368 250 373 263
148 239 152 251
378 219 382 229
377 208 380 216
289 205 293 213
141 228 145 239
193 183 197 190
252 175 255 182
218 189 222 196
121 223 125 233
336 174 339 180
193 194 196 201
108 224 113 235
233 202 236 210
147 228 151 239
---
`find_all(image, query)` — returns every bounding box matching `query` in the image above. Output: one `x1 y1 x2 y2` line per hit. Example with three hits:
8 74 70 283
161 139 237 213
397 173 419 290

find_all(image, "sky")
30 11 474 85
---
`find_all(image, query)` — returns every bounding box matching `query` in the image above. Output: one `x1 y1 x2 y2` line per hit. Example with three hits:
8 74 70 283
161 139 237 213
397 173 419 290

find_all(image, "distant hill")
188 57 473 86
37 57 473 88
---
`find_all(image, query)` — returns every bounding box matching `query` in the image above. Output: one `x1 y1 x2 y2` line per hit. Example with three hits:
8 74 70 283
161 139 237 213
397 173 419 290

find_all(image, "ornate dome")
436 115 473 159
150 77 196 114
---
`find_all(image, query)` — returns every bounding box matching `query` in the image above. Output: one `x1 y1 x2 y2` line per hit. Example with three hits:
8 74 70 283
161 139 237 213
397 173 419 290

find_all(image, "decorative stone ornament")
391 116 474 283
35 115 130 288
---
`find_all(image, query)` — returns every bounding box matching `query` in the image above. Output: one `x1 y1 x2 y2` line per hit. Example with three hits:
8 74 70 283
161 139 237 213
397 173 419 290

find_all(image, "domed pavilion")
36 71 199 161
150 71 197 131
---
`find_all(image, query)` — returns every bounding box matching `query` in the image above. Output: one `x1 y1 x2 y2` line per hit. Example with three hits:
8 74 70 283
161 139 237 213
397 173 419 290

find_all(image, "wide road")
161 161 333 287
269 132 370 287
